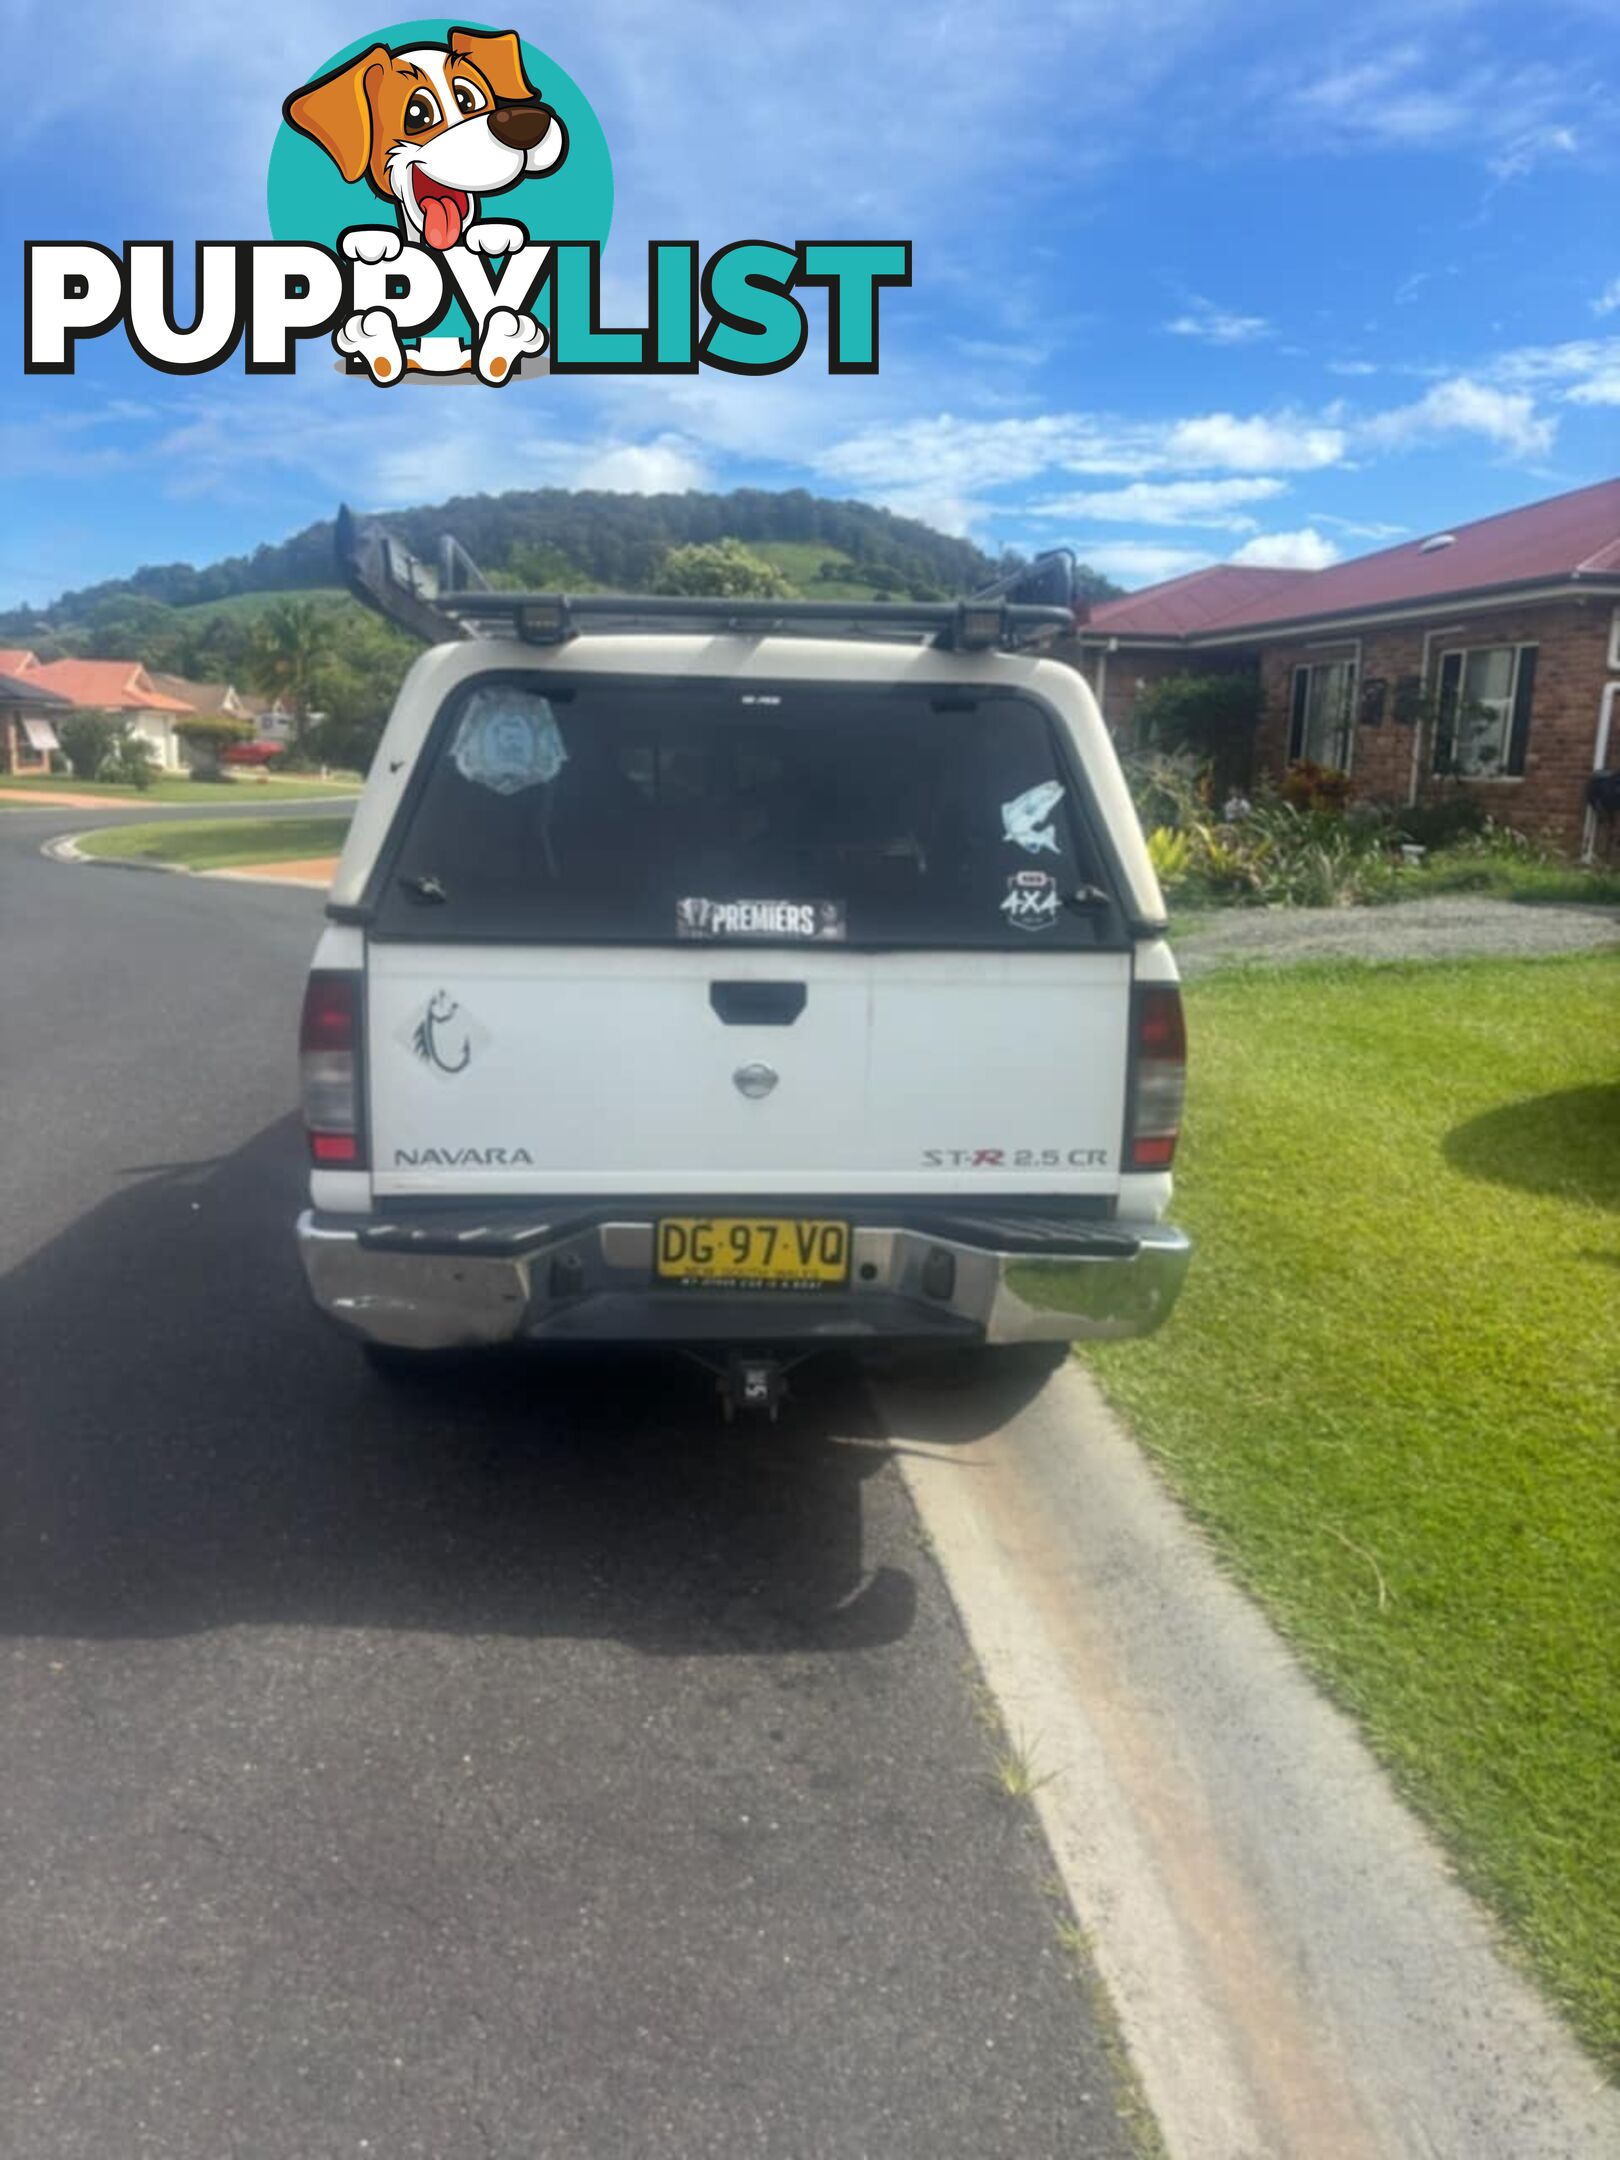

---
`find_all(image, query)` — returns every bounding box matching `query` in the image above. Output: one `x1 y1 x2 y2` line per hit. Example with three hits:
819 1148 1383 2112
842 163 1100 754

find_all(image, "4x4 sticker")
400 990 490 1077
677 899 846 941
1001 781 1064 855
1000 868 1060 932
451 688 568 795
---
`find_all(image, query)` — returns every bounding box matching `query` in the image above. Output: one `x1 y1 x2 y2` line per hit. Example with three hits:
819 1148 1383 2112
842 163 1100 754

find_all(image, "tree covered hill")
1 486 1119 636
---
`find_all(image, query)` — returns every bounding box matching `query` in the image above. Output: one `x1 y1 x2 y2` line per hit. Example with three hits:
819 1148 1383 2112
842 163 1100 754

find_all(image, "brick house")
1065 477 1620 859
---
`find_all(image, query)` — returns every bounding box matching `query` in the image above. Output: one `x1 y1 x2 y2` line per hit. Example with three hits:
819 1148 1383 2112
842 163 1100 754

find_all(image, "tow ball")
720 1354 788 1422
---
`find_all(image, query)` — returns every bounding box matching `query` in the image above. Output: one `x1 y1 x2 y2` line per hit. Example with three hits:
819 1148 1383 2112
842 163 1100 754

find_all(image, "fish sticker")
1001 780 1065 855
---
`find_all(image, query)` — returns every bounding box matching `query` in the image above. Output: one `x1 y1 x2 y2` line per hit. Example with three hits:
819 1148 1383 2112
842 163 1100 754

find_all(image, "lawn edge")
44 831 334 890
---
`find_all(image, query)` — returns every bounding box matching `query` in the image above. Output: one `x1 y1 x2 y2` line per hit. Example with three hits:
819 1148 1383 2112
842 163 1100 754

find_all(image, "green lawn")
0 772 360 804
748 539 934 600
1389 855 1620 906
76 815 350 870
1088 953 1620 2071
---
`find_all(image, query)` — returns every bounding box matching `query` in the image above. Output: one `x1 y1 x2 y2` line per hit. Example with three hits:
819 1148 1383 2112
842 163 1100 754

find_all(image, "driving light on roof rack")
954 599 1008 651
515 598 576 645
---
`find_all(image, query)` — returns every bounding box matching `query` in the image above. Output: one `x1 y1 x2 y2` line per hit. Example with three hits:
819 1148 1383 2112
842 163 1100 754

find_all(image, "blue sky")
2 0 1616 608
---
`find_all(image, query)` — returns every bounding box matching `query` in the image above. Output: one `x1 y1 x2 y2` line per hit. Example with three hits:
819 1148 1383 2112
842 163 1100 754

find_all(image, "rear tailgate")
366 941 1130 1197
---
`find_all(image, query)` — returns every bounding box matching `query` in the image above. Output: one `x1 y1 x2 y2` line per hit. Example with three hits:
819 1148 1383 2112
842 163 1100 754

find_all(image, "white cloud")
572 436 712 494
1069 540 1214 587
1486 123 1579 182
1360 376 1556 460
1163 413 1346 471
1028 477 1289 528
1165 298 1271 345
1262 43 1594 177
1229 527 1341 570
1590 280 1620 319
1565 373 1620 409
1314 513 1409 540
814 413 1159 492
1328 360 1379 378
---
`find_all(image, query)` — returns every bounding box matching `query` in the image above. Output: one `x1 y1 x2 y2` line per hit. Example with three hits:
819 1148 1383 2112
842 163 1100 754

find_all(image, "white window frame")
1289 655 1358 773
1435 641 1534 780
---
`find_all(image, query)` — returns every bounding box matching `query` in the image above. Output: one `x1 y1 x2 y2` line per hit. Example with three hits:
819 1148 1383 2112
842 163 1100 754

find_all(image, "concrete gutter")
880 1362 1618 2160
43 833 330 889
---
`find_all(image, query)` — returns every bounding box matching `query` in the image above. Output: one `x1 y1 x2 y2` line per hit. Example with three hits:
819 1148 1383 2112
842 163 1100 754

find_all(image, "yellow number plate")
656 1217 850 1287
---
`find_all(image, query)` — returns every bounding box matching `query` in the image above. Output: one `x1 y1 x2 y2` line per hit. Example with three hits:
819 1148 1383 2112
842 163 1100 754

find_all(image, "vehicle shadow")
1443 1082 1620 1213
0 1119 1053 1654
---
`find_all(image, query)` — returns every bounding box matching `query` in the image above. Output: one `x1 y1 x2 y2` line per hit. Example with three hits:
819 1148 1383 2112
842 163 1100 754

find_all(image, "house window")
1288 657 1357 770
1432 644 1537 777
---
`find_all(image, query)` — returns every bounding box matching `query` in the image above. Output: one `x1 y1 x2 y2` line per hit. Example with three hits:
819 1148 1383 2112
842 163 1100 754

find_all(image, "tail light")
300 970 366 1168
1126 983 1185 1171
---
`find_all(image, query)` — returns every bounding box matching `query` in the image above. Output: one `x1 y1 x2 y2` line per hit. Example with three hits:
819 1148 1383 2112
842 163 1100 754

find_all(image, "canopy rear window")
374 677 1118 947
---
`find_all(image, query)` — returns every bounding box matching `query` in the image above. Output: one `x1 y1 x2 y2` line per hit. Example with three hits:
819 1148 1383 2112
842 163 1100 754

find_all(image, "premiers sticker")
677 898 846 941
451 688 569 796
1001 868 1060 932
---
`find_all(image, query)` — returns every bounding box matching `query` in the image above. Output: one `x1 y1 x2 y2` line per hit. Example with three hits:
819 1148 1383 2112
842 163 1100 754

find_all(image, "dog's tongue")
422 192 462 251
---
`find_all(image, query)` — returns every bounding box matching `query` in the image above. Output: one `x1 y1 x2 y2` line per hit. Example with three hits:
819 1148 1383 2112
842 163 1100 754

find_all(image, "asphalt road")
0 807 1136 2160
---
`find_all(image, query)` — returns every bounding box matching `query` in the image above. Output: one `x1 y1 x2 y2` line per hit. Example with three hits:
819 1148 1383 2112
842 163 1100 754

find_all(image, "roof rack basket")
336 506 1078 654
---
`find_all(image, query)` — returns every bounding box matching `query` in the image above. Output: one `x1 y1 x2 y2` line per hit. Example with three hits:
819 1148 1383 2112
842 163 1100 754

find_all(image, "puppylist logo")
22 18 911 388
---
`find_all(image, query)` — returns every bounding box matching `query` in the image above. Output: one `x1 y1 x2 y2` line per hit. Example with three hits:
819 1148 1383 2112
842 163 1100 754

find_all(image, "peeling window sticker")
1000 869 1060 932
451 689 569 796
677 898 847 941
1001 780 1065 855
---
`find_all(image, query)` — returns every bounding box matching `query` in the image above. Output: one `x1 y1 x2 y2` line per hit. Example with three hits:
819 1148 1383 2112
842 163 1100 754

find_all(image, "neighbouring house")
146 673 254 724
19 657 196 771
234 692 300 746
145 675 296 742
1065 476 1620 859
0 654 71 775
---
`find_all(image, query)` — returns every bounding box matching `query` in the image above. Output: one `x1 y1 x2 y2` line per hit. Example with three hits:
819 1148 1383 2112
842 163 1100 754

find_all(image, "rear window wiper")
398 873 448 905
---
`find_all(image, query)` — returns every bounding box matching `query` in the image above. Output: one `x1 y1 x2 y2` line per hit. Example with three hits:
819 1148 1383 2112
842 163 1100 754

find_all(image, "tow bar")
719 1354 789 1421
678 1350 798 1421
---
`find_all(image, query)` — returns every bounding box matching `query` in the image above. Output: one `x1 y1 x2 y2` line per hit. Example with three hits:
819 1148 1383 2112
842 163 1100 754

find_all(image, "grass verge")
0 773 360 804
76 815 349 871
1087 952 1620 2071
1387 855 1620 906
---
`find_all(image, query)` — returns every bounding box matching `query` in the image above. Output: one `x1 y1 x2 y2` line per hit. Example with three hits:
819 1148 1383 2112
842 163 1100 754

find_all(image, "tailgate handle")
709 981 807 1027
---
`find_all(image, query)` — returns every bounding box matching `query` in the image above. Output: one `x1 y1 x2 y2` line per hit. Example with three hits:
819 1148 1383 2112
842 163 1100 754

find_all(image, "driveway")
1177 893 1620 973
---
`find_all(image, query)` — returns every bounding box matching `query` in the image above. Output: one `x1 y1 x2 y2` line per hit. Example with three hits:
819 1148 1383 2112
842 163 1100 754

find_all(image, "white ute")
297 517 1190 1407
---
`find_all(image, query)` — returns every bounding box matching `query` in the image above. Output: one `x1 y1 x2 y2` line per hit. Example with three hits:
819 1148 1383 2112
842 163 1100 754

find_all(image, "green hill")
1 485 1120 639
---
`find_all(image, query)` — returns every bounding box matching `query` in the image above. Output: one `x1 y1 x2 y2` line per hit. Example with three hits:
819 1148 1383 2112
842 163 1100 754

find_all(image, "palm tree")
244 599 335 752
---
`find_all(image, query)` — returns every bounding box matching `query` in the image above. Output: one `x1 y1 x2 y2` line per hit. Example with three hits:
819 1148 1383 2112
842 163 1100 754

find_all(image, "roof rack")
336 506 1077 654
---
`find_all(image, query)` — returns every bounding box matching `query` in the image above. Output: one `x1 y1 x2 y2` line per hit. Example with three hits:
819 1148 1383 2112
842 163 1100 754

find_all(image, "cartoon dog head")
284 28 568 250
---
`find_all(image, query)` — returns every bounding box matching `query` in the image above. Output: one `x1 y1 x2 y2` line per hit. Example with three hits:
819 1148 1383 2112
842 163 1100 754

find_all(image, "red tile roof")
23 659 194 712
1079 477 1620 643
1085 565 1314 639
0 648 39 675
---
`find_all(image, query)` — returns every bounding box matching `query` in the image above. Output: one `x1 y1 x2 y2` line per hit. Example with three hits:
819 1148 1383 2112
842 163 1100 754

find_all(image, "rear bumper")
296 1205 1191 1353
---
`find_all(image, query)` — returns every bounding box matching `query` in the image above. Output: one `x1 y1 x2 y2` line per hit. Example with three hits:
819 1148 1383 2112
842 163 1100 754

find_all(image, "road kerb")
881 1361 1620 2160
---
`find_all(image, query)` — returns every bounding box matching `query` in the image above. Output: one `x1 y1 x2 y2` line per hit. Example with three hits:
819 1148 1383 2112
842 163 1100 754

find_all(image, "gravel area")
1175 894 1620 974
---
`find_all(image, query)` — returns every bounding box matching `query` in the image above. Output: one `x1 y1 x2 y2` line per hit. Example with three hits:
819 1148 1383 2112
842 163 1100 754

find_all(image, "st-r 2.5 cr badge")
1001 868 1060 932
